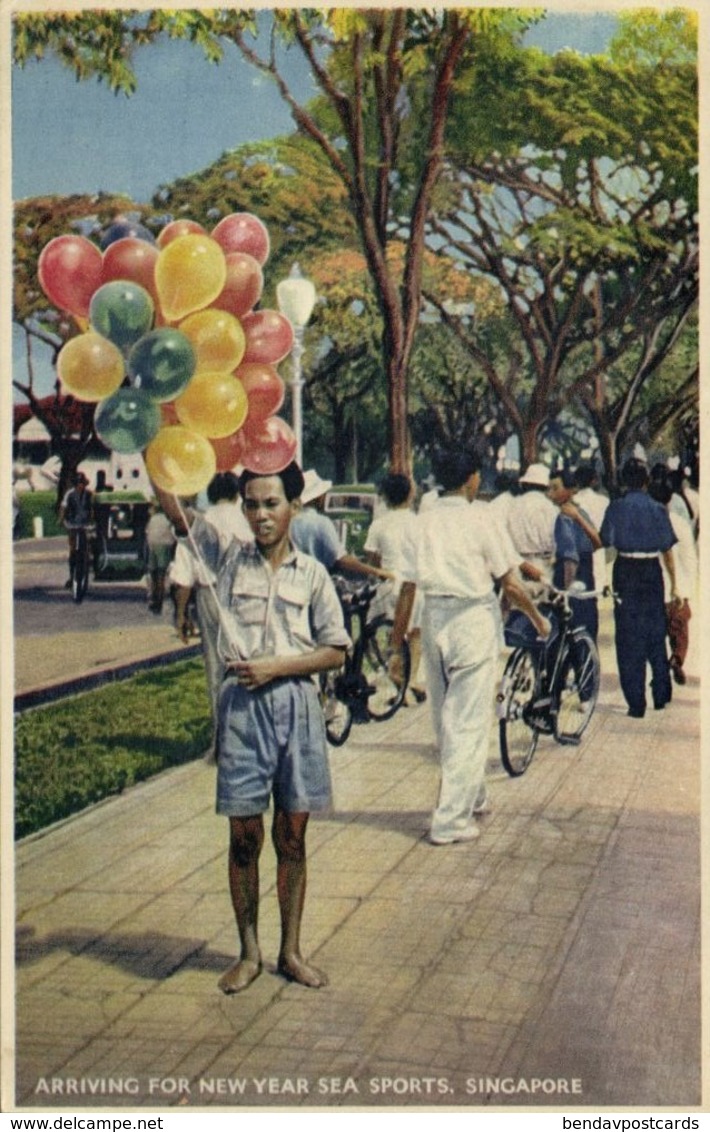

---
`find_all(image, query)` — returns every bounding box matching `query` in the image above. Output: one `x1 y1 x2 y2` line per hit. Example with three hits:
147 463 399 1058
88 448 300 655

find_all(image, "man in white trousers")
396 449 550 845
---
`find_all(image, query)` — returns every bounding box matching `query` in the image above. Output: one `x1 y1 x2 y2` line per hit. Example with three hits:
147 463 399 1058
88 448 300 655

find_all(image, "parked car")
324 484 378 555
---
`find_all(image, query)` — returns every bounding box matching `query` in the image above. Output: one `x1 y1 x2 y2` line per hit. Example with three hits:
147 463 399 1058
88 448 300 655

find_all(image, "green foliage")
14 193 154 332
152 135 357 284
609 9 697 67
14 659 212 839
14 491 63 538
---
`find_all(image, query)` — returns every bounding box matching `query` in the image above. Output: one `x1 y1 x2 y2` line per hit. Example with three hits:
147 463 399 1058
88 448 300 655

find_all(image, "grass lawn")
15 658 211 840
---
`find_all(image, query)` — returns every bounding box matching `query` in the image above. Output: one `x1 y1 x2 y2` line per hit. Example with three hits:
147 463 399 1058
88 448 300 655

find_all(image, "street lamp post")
276 263 316 466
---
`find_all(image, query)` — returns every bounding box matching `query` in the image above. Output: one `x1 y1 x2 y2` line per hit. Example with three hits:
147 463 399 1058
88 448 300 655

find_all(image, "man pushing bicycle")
59 470 94 590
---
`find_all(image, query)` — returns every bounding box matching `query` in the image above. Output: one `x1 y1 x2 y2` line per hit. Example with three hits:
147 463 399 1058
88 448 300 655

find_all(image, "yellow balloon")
179 308 246 373
174 371 249 439
57 332 125 402
155 235 227 322
144 426 217 496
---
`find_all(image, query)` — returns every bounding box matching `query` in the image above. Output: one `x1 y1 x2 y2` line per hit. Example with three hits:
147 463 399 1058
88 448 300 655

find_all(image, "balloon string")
171 494 245 662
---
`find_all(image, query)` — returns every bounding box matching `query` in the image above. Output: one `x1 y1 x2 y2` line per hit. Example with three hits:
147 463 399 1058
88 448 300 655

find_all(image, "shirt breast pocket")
275 581 310 638
232 589 268 626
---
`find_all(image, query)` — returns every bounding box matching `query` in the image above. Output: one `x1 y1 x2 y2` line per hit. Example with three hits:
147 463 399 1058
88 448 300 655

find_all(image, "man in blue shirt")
548 469 601 642
600 459 678 718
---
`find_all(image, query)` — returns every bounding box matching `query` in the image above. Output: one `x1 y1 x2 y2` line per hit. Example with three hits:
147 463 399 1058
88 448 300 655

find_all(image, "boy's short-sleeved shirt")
191 516 350 661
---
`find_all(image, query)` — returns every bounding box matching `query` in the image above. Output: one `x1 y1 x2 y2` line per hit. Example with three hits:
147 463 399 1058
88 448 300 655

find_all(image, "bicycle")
320 576 411 746
69 525 94 604
497 583 607 777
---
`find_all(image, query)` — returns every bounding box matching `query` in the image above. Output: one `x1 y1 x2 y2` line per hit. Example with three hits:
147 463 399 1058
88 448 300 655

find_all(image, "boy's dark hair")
379 472 411 507
207 472 240 505
574 464 597 490
550 468 576 490
430 449 480 492
620 458 649 492
238 461 305 503
648 480 672 506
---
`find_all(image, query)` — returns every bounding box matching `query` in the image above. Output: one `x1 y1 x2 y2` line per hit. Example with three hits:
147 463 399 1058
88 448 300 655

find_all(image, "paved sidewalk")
12 609 701 1111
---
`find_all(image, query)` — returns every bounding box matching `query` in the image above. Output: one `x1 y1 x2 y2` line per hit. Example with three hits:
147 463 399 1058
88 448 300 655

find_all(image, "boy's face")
547 477 573 506
242 476 298 550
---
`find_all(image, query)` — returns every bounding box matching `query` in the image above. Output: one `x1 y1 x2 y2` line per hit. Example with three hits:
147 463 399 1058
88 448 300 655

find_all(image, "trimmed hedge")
14 491 63 539
15 658 212 839
15 490 148 540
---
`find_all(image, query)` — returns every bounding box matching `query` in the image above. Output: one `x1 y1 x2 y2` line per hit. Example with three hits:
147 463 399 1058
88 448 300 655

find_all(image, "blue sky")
11 11 618 398
12 11 618 203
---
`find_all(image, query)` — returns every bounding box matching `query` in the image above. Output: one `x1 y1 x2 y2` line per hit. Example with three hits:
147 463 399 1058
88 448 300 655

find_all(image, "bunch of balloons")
39 213 299 495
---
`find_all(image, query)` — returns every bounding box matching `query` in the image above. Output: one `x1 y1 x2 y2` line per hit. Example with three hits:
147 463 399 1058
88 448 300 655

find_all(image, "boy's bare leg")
273 809 328 988
218 815 264 994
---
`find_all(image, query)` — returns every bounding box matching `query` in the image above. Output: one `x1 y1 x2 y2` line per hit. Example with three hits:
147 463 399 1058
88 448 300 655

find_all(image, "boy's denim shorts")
216 675 332 816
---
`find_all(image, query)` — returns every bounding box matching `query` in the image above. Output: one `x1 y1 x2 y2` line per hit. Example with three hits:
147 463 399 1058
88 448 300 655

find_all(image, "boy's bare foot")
218 958 262 995
277 954 328 988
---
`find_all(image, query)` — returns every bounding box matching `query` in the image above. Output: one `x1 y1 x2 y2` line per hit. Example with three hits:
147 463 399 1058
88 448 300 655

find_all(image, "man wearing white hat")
291 469 392 582
505 462 557 593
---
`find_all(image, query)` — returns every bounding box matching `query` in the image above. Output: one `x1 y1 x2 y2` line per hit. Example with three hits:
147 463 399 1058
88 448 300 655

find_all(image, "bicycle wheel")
363 617 411 721
554 630 600 744
319 671 353 747
499 648 540 777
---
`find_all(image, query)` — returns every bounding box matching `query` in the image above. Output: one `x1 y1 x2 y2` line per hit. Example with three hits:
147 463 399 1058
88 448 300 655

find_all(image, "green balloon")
94 388 162 454
128 328 196 402
89 281 154 351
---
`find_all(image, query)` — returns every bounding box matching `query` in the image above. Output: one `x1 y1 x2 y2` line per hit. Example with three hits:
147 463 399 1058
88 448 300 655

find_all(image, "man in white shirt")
364 472 426 701
396 450 550 846
573 464 609 592
505 463 557 595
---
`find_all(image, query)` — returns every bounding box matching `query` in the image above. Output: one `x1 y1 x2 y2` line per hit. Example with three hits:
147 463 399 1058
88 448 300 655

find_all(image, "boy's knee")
229 817 264 866
272 814 307 863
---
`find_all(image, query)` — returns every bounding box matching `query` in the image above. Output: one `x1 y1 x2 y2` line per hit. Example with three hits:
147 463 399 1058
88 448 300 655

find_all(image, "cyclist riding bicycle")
59 471 94 590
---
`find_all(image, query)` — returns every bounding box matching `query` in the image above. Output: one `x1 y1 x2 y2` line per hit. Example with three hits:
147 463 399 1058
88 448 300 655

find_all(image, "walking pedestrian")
573 464 609 591
648 478 697 686
547 469 602 642
59 471 94 589
364 472 426 703
155 463 349 994
600 458 678 718
395 449 551 845
145 502 176 613
505 462 557 595
290 469 392 582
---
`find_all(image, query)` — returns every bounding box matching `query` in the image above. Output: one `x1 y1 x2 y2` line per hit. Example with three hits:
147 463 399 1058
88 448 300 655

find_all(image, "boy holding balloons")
156 462 349 994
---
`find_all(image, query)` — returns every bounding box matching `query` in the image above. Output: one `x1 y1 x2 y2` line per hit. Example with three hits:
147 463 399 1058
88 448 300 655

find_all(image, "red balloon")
160 400 180 426
101 238 160 307
38 235 104 318
241 310 294 366
211 213 270 265
157 219 207 248
212 252 264 319
235 362 285 421
239 416 297 475
210 430 246 473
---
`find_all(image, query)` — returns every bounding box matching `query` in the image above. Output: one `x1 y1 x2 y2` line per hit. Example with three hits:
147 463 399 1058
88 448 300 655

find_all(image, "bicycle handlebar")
332 575 382 610
545 583 618 604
